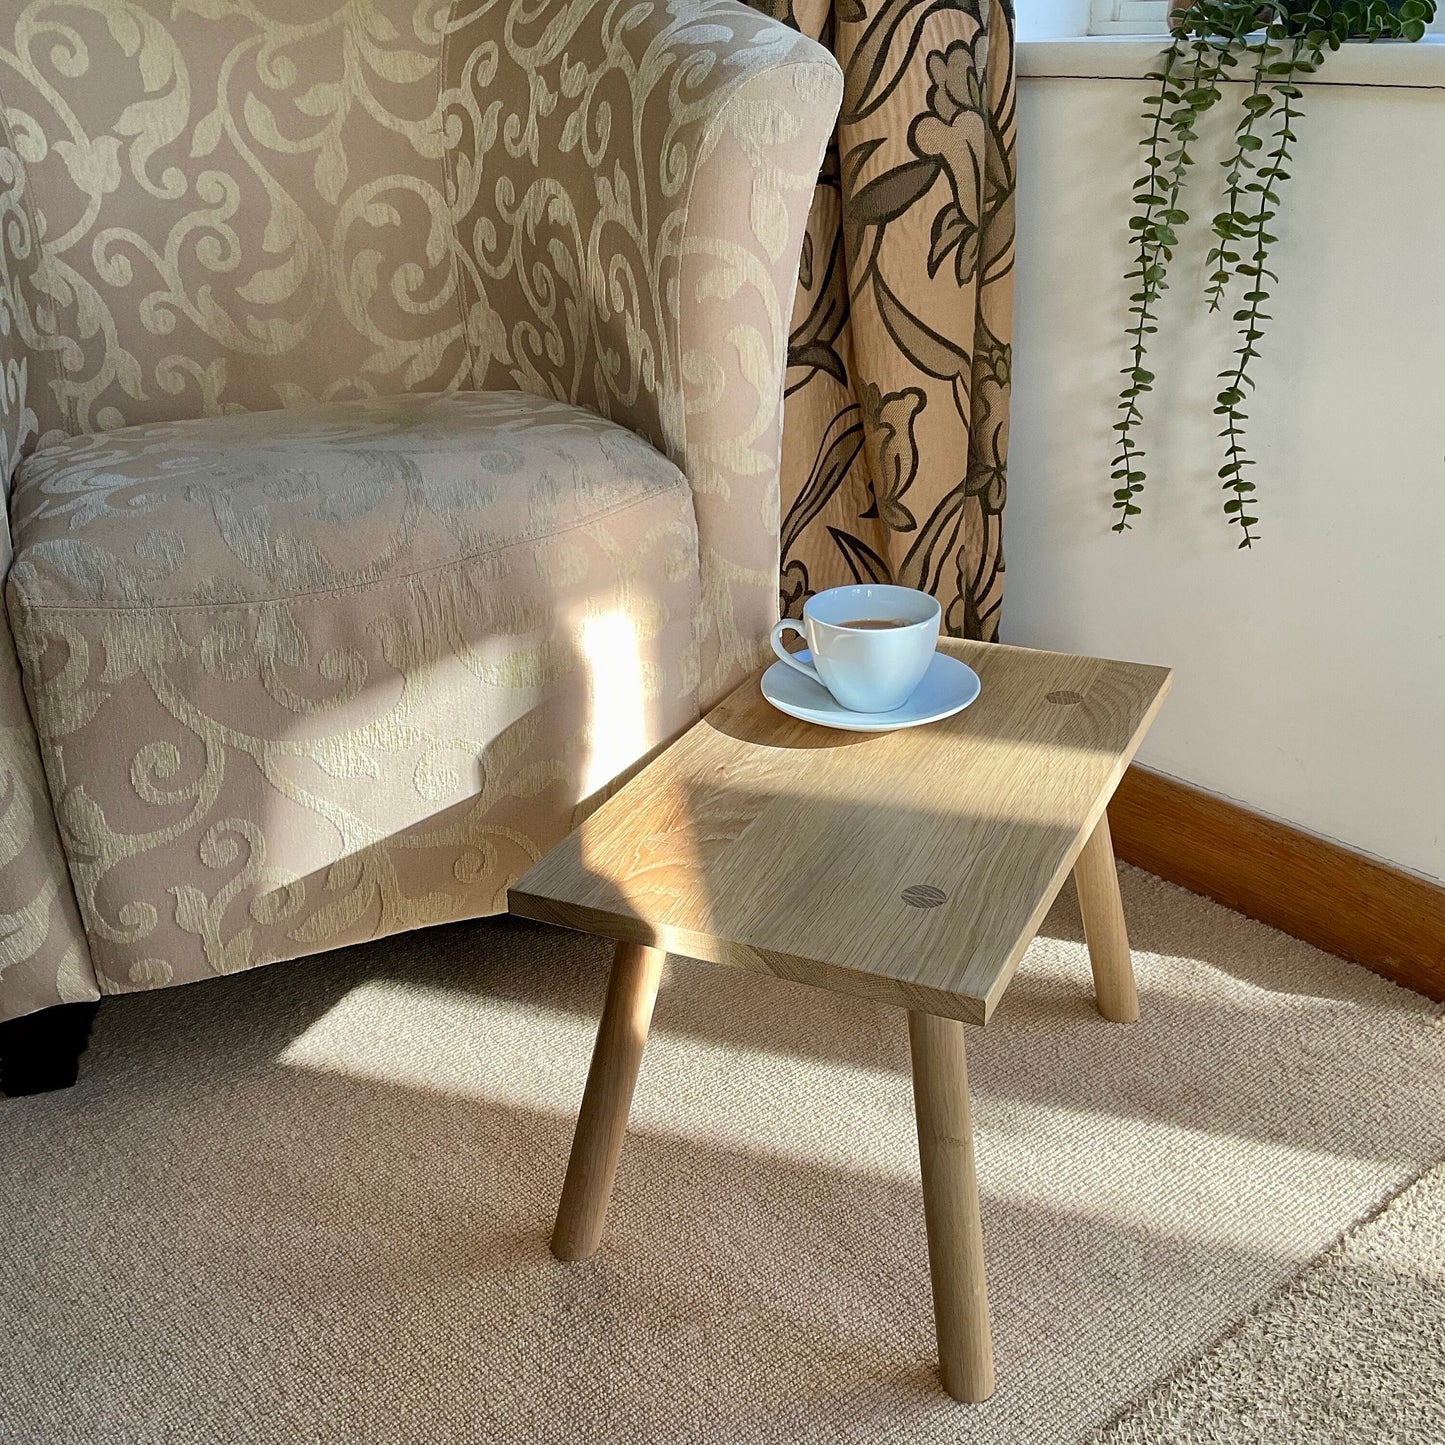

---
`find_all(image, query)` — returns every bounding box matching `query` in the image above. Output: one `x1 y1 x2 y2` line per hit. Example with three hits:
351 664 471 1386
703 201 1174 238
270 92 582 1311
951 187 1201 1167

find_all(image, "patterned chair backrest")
0 0 471 448
1 0 835 591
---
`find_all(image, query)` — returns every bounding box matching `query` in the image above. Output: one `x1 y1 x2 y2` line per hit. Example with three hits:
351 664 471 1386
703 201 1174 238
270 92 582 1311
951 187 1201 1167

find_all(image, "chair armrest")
1 127 38 497
0 506 99 1024
0 125 96 1026
449 0 842 703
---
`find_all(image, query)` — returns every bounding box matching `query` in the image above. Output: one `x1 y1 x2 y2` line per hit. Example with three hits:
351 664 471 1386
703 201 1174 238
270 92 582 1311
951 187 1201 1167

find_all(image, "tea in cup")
770 585 940 713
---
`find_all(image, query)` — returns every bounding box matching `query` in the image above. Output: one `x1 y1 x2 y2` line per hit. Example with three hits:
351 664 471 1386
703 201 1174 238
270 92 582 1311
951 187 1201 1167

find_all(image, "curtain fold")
754 0 1016 640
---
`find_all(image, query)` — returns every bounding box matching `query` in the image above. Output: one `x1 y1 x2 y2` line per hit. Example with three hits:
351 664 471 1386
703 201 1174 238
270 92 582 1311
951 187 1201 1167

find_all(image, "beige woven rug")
1093 1161 1445 1445
2 866 1442 1445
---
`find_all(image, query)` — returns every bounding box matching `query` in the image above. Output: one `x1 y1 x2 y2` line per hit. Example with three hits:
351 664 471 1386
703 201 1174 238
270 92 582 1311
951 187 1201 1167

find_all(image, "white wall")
1006 74 1445 883
1016 0 1093 40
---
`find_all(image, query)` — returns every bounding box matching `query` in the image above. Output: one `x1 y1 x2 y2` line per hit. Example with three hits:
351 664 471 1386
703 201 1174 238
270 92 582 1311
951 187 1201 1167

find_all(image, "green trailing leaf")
1111 33 1221 533
1113 0 1434 542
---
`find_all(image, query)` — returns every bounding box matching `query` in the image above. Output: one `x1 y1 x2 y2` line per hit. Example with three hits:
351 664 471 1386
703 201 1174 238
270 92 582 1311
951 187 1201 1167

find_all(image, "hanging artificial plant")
1113 0 1436 544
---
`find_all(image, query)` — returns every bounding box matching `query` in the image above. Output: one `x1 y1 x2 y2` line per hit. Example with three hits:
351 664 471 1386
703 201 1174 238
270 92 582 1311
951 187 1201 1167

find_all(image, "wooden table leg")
550 940 666 1262
908 1011 995 1403
1072 810 1140 1024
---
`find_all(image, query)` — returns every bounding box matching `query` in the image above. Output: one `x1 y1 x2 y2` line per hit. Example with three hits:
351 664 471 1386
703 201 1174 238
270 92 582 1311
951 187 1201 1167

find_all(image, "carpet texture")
1094 1162 1445 1445
1 866 1442 1445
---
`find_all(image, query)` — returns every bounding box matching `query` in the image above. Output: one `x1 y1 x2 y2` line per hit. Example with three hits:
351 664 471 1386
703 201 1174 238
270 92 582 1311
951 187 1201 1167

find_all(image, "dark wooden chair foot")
0 1001 101 1097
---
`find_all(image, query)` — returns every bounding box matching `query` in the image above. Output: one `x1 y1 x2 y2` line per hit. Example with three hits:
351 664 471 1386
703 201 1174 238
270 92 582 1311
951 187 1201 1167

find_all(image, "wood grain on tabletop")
511 639 1172 1024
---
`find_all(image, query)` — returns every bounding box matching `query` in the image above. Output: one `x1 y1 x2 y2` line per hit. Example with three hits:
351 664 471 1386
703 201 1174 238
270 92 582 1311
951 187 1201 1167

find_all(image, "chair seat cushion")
6 391 701 996
9 390 688 609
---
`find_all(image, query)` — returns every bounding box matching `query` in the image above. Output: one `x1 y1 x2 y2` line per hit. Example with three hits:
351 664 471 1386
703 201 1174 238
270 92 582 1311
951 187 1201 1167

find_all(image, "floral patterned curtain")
753 0 1016 640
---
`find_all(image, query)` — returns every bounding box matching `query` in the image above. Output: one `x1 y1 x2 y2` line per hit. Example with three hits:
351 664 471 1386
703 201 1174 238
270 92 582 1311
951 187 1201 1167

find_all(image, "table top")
509 639 1171 1025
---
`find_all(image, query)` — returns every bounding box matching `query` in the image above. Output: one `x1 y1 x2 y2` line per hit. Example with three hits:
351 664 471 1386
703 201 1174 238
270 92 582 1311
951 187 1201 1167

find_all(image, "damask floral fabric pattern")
1 106 98 1019
9 390 702 996
0 0 841 1019
1 0 838 703
446 0 839 699
3 0 470 436
11 391 688 607
0 517 97 1018
753 0 1015 641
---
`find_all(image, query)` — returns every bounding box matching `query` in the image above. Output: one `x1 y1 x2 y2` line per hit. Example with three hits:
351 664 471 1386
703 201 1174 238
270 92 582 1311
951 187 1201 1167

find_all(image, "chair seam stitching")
10 480 694 617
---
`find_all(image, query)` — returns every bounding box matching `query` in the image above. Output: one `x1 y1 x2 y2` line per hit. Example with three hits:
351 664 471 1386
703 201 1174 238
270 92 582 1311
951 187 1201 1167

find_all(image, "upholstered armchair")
0 0 840 1088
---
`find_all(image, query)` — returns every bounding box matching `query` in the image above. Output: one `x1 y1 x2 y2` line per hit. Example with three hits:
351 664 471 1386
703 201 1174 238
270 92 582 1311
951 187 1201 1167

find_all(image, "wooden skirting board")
1108 767 1445 1002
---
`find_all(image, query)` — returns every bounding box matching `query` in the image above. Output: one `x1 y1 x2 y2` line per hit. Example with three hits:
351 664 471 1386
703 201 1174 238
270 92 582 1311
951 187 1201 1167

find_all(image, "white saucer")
760 649 981 733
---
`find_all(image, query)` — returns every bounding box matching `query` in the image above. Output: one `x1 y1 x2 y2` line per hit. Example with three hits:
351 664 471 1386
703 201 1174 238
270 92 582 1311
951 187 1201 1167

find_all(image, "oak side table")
510 637 1171 1402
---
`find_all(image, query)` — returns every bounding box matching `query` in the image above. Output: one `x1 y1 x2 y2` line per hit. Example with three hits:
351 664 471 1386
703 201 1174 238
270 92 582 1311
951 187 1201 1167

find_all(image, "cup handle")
770 619 823 686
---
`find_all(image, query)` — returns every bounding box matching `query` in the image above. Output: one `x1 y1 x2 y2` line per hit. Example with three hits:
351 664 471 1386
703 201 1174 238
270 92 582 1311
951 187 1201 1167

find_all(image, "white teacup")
770 584 940 713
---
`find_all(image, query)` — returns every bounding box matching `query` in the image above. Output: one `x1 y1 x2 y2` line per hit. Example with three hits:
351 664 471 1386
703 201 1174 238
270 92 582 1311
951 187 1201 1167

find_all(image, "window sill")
1017 34 1445 87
